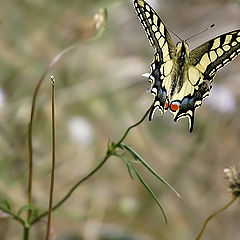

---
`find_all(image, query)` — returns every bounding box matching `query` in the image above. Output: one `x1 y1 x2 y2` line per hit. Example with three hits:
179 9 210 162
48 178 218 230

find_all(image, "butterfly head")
176 41 190 67
176 41 189 55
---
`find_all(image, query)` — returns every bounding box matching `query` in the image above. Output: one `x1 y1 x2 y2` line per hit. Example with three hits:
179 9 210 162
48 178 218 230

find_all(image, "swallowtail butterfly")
134 0 240 132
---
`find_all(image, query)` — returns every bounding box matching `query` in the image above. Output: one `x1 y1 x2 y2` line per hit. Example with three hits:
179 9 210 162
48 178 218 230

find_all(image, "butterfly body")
134 0 240 132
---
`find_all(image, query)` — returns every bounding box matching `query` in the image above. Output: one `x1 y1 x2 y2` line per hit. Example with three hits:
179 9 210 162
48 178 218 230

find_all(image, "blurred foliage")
0 0 240 239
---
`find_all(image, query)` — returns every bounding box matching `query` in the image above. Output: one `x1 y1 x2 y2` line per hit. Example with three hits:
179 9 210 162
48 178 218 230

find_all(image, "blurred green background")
0 0 240 239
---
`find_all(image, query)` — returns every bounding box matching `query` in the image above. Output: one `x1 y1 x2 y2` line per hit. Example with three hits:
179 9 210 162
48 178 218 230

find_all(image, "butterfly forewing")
134 0 175 61
190 30 240 81
134 0 176 119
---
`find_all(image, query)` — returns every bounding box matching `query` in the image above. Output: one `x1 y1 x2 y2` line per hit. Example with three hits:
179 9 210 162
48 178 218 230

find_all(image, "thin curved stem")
195 196 237 240
27 19 107 229
45 77 56 240
27 45 78 222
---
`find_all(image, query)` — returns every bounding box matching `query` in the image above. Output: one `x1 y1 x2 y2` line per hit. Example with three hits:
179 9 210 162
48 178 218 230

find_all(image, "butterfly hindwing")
172 81 211 132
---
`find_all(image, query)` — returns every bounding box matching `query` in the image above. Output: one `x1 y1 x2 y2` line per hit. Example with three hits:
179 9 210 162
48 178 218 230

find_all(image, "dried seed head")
224 166 240 197
93 8 107 30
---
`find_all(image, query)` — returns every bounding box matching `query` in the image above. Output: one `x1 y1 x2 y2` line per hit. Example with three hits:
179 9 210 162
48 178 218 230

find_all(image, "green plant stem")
45 77 56 240
23 226 29 240
31 105 152 225
195 196 237 240
27 45 78 223
0 205 29 239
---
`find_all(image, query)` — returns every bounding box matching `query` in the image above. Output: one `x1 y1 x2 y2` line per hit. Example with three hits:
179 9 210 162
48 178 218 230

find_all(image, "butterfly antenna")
168 28 182 42
185 24 215 42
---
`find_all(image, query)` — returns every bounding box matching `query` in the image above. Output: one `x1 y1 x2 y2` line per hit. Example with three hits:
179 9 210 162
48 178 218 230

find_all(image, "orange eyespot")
165 102 169 109
170 103 180 111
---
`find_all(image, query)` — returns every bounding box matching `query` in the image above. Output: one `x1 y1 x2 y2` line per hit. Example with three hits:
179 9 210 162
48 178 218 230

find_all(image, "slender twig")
45 76 56 240
27 45 78 223
195 196 237 240
31 105 152 225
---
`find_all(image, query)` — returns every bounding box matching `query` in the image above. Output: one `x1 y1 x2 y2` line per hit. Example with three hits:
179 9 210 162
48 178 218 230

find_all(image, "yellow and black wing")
134 0 176 62
134 0 176 120
173 31 240 132
134 0 240 132
190 30 240 81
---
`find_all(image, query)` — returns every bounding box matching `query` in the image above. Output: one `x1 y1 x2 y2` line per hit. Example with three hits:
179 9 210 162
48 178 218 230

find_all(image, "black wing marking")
148 54 168 120
173 82 210 132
